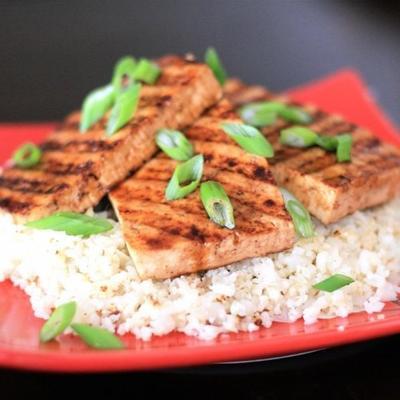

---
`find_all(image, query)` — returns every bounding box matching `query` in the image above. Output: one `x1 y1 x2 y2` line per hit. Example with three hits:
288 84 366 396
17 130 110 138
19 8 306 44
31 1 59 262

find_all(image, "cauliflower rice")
0 198 399 341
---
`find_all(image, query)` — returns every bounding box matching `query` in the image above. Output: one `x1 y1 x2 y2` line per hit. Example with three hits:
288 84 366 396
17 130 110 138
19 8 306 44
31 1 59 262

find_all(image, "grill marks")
0 56 222 221
110 99 295 279
41 139 121 153
0 176 68 195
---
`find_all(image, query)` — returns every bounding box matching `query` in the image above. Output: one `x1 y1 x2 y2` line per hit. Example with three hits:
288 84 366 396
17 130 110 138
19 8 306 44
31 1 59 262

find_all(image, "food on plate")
109 100 295 279
0 56 221 222
224 80 400 224
0 49 399 344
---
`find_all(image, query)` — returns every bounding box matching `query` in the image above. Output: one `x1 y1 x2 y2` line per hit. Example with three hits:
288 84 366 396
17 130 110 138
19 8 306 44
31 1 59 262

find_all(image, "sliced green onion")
165 154 204 201
200 181 235 229
279 106 313 124
336 134 353 162
316 135 338 151
12 143 42 169
106 83 141 136
239 102 312 127
133 58 161 85
71 324 124 350
205 47 228 86
112 56 137 95
313 274 354 293
25 212 113 237
280 126 319 148
156 129 193 161
221 122 274 158
280 188 314 238
239 102 282 127
39 301 77 343
80 84 115 132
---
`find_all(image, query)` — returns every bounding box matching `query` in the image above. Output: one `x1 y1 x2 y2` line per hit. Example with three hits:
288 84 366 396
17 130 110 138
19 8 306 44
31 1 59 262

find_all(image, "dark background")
0 0 399 124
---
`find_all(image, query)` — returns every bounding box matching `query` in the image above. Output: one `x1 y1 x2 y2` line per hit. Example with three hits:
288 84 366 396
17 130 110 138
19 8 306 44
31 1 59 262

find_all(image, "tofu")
110 100 295 280
0 56 222 222
224 79 400 224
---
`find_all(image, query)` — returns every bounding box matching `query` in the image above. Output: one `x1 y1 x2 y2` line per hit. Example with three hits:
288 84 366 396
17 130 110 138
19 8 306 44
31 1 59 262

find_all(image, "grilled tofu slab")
110 100 295 280
0 56 221 222
225 79 400 224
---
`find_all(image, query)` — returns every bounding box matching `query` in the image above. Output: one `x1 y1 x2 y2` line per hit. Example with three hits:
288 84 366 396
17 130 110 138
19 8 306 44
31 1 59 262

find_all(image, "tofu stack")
1 54 400 281
224 79 400 224
0 56 221 222
110 100 295 279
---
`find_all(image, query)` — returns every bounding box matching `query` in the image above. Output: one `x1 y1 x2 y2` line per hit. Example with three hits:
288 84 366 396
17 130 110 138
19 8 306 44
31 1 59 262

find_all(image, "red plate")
0 70 399 372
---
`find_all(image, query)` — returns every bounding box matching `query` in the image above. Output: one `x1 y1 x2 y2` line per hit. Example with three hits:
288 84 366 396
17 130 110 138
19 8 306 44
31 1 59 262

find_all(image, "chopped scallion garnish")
315 135 338 151
165 154 204 201
71 323 124 350
106 83 141 136
279 106 313 124
221 122 274 158
25 212 113 237
336 134 353 162
80 84 115 132
239 101 313 127
205 47 228 86
280 126 319 148
12 143 42 169
313 274 354 292
133 58 161 84
156 129 194 161
39 301 77 343
239 102 283 127
200 181 235 229
112 56 137 95
280 188 314 238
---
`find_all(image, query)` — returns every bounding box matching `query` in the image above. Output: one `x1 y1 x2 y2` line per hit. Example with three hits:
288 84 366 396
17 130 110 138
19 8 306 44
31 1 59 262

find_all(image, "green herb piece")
336 134 353 162
279 106 313 124
39 301 77 343
80 84 115 132
71 324 124 350
316 135 338 151
156 129 193 161
221 122 274 157
165 154 204 201
12 143 42 169
313 274 355 293
25 212 113 237
112 56 137 95
106 83 141 136
239 102 282 127
133 58 161 84
205 47 228 85
280 126 319 148
200 181 235 229
280 188 314 238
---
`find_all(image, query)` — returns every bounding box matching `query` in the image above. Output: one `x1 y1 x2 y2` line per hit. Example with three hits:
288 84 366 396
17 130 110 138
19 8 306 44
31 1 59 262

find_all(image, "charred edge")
0 177 69 195
157 72 194 86
139 95 172 109
322 121 357 136
253 166 275 183
41 140 121 153
42 160 95 176
225 87 272 106
0 197 32 213
295 154 337 175
323 174 352 188
232 195 292 222
269 147 304 165
354 137 381 152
